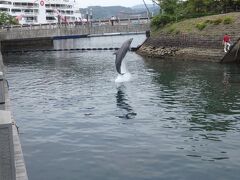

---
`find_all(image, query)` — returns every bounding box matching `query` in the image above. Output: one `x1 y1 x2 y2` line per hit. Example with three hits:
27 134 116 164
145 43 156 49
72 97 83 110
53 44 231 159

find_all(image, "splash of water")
115 59 132 83
115 72 132 83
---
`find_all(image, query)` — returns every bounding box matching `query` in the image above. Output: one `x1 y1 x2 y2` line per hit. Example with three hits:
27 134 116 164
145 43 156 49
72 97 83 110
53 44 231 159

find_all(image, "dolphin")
114 38 133 75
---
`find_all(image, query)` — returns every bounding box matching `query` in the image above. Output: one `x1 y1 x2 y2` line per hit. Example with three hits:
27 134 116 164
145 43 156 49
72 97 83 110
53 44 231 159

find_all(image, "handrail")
0 17 150 30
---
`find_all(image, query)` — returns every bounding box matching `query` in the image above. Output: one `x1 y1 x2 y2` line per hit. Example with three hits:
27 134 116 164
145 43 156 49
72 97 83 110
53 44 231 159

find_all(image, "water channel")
3 34 240 180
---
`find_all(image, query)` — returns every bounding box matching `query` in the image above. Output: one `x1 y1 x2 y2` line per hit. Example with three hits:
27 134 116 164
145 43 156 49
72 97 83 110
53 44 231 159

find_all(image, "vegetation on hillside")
0 12 18 26
151 0 240 29
151 12 240 37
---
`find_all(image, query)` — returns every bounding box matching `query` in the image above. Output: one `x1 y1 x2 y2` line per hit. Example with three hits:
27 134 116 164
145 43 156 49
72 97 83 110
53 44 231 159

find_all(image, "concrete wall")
0 53 28 180
137 34 231 62
0 55 16 180
0 111 16 180
1 37 53 52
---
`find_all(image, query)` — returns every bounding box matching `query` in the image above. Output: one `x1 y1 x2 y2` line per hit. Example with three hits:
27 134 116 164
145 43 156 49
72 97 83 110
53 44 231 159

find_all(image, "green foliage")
153 0 239 30
151 14 174 28
0 12 18 26
160 0 178 15
204 19 211 24
223 17 233 24
155 0 240 21
167 26 176 33
204 18 224 25
212 18 222 25
195 22 207 30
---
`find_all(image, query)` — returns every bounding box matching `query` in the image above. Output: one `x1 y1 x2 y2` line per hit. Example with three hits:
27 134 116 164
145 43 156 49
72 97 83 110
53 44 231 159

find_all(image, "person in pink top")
223 33 231 52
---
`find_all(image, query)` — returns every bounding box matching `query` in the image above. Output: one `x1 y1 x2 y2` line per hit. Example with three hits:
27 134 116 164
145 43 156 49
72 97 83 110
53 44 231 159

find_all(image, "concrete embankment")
137 34 228 62
0 53 28 180
1 37 53 52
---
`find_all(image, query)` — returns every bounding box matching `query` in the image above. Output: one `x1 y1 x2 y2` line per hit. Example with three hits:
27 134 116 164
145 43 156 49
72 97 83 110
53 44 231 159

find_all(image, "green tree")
159 0 178 15
0 12 18 26
152 0 240 28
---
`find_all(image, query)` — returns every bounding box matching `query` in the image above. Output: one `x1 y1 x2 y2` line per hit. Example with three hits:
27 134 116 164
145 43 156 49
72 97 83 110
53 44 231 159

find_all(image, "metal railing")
0 18 150 40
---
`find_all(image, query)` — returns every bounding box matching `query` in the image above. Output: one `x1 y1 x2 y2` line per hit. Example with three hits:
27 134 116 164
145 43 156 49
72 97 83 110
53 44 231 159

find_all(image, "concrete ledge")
0 52 28 180
0 110 16 180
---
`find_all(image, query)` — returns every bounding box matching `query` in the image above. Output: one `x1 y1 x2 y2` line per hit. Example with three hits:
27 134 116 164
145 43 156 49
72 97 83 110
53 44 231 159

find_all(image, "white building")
0 0 82 24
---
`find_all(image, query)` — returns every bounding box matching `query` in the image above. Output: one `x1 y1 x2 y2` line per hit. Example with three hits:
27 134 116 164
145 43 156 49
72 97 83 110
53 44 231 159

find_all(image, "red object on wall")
40 0 44 6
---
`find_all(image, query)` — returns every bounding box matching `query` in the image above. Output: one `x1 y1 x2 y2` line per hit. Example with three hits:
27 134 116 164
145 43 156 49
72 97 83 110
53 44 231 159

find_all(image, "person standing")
223 33 231 52
110 16 115 26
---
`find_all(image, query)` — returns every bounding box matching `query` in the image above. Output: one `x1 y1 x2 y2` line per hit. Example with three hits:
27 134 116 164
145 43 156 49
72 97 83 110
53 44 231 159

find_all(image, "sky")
76 0 154 8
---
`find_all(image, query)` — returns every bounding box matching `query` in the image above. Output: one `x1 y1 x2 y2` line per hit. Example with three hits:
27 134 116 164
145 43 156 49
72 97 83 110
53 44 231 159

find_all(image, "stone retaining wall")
137 34 229 62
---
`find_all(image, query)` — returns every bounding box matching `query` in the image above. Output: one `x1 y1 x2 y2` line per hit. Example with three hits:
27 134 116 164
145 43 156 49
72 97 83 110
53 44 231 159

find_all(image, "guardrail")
0 23 150 40
0 17 150 31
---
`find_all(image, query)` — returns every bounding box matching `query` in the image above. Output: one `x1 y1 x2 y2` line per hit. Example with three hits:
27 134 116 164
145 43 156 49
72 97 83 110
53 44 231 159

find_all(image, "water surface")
3 36 240 180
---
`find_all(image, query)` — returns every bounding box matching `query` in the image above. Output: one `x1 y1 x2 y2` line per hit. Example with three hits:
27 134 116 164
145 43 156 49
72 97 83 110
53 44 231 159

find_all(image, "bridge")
0 18 150 40
0 18 150 53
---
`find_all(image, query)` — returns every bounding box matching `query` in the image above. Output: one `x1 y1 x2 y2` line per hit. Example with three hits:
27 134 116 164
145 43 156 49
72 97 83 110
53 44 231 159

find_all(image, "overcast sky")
77 0 154 8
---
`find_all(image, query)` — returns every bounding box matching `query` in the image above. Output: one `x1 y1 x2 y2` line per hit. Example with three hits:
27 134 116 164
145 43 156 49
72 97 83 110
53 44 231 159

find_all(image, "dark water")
3 36 240 180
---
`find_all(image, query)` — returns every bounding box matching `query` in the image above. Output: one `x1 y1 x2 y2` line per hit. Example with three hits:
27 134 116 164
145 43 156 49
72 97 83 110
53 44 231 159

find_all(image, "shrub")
0 12 18 25
223 17 233 24
151 14 174 28
151 15 161 27
212 18 222 25
204 19 211 24
195 22 207 30
167 26 176 33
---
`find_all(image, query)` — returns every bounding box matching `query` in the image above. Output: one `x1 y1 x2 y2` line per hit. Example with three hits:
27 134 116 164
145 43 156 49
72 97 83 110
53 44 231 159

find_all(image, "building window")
46 16 56 20
11 9 21 13
0 8 9 12
0 1 11 5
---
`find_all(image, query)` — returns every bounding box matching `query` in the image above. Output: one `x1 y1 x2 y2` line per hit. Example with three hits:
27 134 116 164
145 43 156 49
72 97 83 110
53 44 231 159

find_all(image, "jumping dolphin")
114 38 133 75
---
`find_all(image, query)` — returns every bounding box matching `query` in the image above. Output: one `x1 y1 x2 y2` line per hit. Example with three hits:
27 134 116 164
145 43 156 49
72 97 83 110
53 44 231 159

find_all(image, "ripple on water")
4 47 240 180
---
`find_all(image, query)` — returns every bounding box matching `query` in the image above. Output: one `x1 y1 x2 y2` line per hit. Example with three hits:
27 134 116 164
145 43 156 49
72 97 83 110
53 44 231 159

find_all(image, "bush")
204 19 211 24
175 30 180 34
212 18 222 25
0 12 18 25
195 22 207 30
223 17 233 24
183 13 214 19
167 26 176 33
151 14 175 28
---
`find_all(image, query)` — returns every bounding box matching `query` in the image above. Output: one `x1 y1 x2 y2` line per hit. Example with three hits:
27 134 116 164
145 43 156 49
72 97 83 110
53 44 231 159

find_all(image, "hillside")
132 4 160 15
80 6 132 19
80 4 160 20
152 12 240 39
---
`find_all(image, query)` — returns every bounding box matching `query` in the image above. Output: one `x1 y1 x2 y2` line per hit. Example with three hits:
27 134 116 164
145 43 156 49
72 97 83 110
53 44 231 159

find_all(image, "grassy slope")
152 12 240 38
